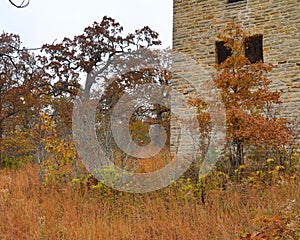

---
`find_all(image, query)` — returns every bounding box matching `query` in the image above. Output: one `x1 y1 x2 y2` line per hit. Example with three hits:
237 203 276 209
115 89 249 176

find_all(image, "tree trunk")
229 140 244 172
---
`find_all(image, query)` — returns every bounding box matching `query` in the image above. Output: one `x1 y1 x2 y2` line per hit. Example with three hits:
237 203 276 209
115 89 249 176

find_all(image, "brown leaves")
0 33 50 134
42 16 161 77
213 20 295 168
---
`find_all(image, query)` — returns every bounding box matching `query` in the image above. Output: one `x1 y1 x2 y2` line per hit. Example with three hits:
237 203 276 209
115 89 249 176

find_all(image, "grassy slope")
0 164 299 240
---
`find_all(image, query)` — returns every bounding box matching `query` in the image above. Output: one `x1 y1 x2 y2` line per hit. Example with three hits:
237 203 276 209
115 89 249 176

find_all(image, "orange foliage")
213 20 295 169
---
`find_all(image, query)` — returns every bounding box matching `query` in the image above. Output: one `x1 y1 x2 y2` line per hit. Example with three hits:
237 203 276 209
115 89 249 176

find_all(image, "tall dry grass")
0 164 299 240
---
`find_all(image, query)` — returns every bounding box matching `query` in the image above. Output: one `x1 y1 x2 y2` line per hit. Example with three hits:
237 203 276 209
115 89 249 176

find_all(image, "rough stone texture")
171 0 300 153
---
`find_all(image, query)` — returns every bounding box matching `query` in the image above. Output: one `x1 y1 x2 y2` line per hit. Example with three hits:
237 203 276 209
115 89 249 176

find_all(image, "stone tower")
172 0 300 121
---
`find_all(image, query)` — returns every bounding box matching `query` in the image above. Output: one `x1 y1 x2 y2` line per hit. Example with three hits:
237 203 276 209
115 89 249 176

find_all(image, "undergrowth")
0 163 299 240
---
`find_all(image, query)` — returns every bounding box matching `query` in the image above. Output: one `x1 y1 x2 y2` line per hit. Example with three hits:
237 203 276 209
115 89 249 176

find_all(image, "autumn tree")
95 51 172 170
40 16 164 176
41 15 162 164
0 33 51 167
0 15 162 174
213 21 294 170
42 16 161 99
0 31 79 169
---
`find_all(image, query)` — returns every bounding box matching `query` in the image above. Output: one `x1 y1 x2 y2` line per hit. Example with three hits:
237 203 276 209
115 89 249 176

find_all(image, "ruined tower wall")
172 0 300 120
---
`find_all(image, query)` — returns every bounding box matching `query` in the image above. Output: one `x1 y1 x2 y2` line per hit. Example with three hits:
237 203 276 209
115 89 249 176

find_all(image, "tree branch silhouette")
9 0 29 8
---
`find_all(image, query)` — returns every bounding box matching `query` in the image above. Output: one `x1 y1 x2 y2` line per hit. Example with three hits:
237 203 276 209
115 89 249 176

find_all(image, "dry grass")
113 147 172 173
0 164 299 240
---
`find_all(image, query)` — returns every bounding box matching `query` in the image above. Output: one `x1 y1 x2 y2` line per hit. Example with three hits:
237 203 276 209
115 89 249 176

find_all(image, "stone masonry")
171 0 300 157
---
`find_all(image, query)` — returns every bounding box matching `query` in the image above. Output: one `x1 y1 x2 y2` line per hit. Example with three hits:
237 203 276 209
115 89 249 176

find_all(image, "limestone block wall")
173 0 300 122
171 0 300 153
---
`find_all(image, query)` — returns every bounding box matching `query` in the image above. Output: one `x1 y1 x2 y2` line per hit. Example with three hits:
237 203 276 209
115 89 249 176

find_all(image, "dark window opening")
245 35 263 63
216 41 232 64
228 0 245 3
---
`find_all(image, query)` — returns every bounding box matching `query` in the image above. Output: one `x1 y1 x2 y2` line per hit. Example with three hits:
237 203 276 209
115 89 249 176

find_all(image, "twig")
9 0 30 8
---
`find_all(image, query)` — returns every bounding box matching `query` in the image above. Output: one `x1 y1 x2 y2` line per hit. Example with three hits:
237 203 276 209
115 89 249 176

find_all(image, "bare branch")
0 53 18 69
9 0 30 8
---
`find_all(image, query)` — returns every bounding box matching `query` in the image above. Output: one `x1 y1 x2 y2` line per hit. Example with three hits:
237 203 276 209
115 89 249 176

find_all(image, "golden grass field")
0 163 299 240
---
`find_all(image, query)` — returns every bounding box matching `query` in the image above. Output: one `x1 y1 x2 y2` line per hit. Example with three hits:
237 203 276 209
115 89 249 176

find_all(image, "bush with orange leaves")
212 20 295 172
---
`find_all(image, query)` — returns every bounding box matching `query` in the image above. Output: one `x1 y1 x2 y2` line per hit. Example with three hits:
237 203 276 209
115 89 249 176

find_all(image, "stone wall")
171 0 300 153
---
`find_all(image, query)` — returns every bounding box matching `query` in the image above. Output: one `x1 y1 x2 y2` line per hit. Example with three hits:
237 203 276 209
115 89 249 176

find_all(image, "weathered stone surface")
172 0 300 151
173 0 300 117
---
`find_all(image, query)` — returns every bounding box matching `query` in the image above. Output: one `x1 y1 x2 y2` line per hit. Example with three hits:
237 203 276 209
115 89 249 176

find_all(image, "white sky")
0 0 173 48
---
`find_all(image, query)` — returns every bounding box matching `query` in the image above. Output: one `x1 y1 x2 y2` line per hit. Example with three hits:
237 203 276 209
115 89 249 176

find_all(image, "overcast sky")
0 0 173 48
